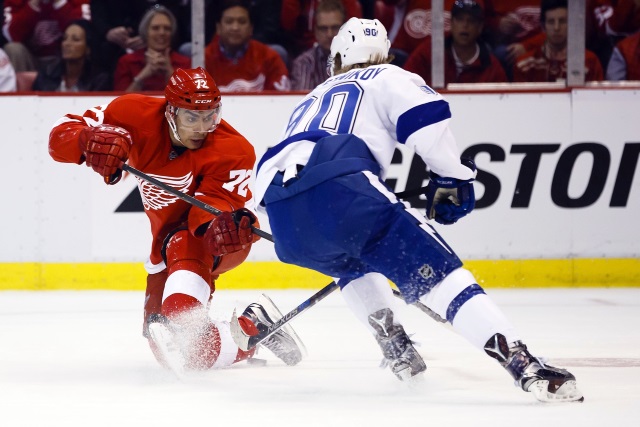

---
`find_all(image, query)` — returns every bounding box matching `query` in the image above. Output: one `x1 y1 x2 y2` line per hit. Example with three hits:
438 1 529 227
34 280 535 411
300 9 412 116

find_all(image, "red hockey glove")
78 125 133 185
204 209 260 256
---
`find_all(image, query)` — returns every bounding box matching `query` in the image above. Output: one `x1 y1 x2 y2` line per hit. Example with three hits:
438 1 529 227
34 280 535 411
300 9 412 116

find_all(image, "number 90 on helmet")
329 18 391 75
165 67 222 139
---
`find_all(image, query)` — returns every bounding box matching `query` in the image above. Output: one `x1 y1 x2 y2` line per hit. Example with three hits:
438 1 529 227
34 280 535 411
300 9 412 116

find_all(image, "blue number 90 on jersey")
364 28 378 37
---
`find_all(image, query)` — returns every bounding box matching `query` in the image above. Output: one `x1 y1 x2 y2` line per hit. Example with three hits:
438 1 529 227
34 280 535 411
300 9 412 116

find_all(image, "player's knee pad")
418 267 485 323
164 228 214 278
163 228 215 307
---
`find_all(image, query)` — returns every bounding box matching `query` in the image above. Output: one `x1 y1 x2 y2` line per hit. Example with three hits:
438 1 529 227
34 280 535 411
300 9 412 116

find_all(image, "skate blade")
394 366 414 381
259 293 308 357
391 363 427 382
530 380 584 403
148 323 187 380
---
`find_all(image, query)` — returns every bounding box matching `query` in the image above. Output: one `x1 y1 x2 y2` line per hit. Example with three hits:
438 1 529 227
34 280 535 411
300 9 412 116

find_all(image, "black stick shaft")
123 163 443 345
264 282 339 336
122 163 274 242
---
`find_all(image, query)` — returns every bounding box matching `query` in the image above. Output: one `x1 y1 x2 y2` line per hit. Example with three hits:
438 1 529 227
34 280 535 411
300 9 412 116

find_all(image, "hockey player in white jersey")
253 17 583 402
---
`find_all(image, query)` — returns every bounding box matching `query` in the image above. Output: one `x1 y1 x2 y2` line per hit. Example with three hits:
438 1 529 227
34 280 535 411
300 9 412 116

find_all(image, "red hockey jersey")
204 37 290 92
513 46 604 82
49 94 256 267
2 0 90 58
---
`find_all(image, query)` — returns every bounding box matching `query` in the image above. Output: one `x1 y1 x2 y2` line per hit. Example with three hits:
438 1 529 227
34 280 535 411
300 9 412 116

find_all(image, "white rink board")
0 89 638 263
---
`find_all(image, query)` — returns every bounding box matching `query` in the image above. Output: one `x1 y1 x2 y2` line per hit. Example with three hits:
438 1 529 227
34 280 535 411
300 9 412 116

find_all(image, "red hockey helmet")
165 67 221 110
165 67 222 142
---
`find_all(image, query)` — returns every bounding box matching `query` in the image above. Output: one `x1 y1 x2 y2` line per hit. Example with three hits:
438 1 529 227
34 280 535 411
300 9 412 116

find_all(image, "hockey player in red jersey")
48 67 304 375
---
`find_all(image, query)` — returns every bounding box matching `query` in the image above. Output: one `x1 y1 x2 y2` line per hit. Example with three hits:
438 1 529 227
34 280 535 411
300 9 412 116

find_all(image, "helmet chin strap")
173 134 187 147
165 105 185 146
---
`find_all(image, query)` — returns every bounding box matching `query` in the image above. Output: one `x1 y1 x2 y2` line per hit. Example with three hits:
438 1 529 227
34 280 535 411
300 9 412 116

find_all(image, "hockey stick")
122 163 342 343
231 287 445 352
123 163 444 347
230 281 340 351
393 185 428 199
122 164 274 242
392 289 446 323
125 162 426 242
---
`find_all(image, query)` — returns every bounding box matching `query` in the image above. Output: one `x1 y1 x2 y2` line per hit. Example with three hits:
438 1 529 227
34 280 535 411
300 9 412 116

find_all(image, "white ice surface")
1 288 639 426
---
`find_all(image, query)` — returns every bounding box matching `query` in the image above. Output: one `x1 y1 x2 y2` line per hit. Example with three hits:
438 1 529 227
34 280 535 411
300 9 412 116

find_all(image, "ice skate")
368 308 427 381
485 333 584 402
241 294 306 366
147 314 187 379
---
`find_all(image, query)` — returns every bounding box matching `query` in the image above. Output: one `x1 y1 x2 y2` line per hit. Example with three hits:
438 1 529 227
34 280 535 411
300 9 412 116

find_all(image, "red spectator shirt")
204 36 290 91
281 0 362 55
513 45 604 82
404 38 507 86
2 0 90 58
112 49 191 91
484 0 541 44
378 0 485 57
48 94 256 267
616 32 640 80
606 0 640 35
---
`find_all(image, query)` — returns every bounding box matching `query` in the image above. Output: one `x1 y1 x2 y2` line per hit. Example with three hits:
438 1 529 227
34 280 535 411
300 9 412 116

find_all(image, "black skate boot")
484 333 584 402
241 294 305 366
368 308 427 381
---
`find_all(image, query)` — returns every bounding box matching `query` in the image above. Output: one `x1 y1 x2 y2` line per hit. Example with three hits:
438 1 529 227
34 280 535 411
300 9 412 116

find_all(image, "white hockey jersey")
254 64 474 205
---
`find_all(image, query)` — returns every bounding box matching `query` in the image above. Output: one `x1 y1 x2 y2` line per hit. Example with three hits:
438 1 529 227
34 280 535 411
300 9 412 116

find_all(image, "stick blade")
258 293 307 357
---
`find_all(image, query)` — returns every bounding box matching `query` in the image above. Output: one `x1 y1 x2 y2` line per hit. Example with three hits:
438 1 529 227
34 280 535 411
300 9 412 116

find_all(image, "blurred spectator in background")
0 47 17 91
90 0 148 74
281 0 362 58
113 5 190 92
606 31 640 80
32 19 110 91
2 0 90 71
359 0 376 18
205 0 290 92
484 0 543 79
208 0 289 64
587 0 640 70
513 0 603 82
91 1 195 76
404 0 506 86
376 0 486 67
376 0 429 66
599 0 640 37
290 0 345 90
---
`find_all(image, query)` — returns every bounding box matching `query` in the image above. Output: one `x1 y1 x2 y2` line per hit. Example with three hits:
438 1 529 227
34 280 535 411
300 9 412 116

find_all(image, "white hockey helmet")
328 17 391 75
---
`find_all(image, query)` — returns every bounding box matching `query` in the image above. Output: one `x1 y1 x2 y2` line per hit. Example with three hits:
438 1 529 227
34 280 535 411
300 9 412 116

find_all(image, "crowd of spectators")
1 0 639 93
